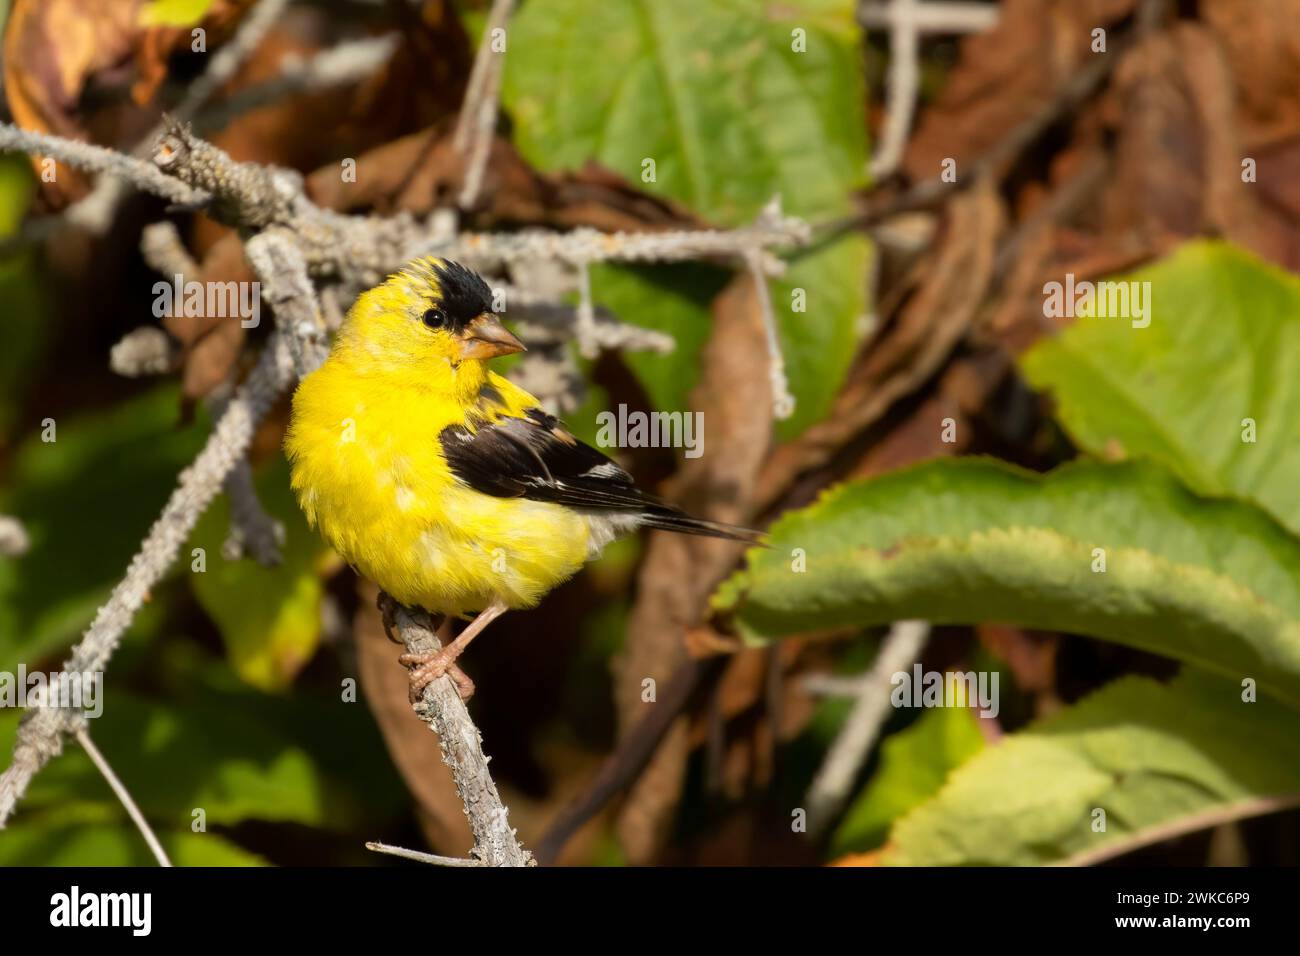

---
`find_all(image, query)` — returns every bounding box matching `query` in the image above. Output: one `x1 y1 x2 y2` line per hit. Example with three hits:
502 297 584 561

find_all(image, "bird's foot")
400 650 475 702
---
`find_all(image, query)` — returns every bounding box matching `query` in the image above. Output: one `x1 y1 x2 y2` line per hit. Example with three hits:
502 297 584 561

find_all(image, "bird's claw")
400 651 475 702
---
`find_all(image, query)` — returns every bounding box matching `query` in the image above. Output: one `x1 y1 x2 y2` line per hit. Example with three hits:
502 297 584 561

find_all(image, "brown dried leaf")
755 179 1004 512
305 129 702 233
902 0 1139 180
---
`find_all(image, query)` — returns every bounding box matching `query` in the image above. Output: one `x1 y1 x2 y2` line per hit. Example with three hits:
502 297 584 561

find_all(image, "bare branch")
804 620 930 833
153 124 299 231
74 727 173 867
388 604 534 867
744 247 795 420
220 458 285 566
140 221 200 278
0 123 208 206
170 0 292 124
0 336 295 827
365 841 484 867
109 327 178 378
194 35 400 135
245 229 331 374
858 0 999 33
428 202 808 269
454 0 517 209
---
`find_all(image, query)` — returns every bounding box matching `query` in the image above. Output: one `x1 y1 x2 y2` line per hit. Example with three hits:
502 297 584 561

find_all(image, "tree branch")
454 0 517 209
804 620 930 833
0 123 208 206
388 604 534 867
0 336 295 827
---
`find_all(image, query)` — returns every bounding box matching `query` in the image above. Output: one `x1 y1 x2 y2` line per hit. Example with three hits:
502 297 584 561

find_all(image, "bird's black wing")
439 408 763 543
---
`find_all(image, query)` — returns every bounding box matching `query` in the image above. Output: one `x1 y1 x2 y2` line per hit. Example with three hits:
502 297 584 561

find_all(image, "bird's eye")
422 308 448 330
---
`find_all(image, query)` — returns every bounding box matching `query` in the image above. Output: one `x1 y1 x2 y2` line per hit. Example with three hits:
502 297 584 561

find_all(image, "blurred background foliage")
1 0 1299 867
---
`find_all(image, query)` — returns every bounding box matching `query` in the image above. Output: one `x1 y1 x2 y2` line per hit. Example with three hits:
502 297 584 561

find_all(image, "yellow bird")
286 258 759 699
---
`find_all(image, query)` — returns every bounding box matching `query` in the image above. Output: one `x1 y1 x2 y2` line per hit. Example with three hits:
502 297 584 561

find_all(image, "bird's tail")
639 506 767 545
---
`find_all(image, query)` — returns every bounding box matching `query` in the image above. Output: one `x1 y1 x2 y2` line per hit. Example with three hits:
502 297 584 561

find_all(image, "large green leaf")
504 0 865 224
1021 240 1300 534
714 458 1300 703
502 0 869 436
881 670 1300 865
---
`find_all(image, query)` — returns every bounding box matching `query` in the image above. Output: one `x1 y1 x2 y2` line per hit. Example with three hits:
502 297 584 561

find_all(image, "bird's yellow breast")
285 361 592 615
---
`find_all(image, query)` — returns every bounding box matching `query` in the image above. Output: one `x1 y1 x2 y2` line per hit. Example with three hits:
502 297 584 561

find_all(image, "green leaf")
502 0 870 435
1021 240 1300 534
774 237 870 439
714 458 1300 703
0 386 208 672
881 670 1300 865
832 705 986 856
504 0 866 224
188 457 329 691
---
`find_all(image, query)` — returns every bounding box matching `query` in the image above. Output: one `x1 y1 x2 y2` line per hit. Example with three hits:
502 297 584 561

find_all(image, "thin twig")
170 0 292 123
365 841 484 867
429 206 808 268
74 727 173 867
861 0 1000 178
219 458 285 566
858 0 999 33
744 246 795 420
109 327 178 378
455 0 517 209
804 620 930 833
867 0 921 180
193 35 400 135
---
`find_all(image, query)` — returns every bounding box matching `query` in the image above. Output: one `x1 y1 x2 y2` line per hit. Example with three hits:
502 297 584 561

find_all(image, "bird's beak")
457 314 526 360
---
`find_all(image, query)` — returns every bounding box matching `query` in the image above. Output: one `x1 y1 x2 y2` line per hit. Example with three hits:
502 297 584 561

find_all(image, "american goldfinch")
286 258 760 699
